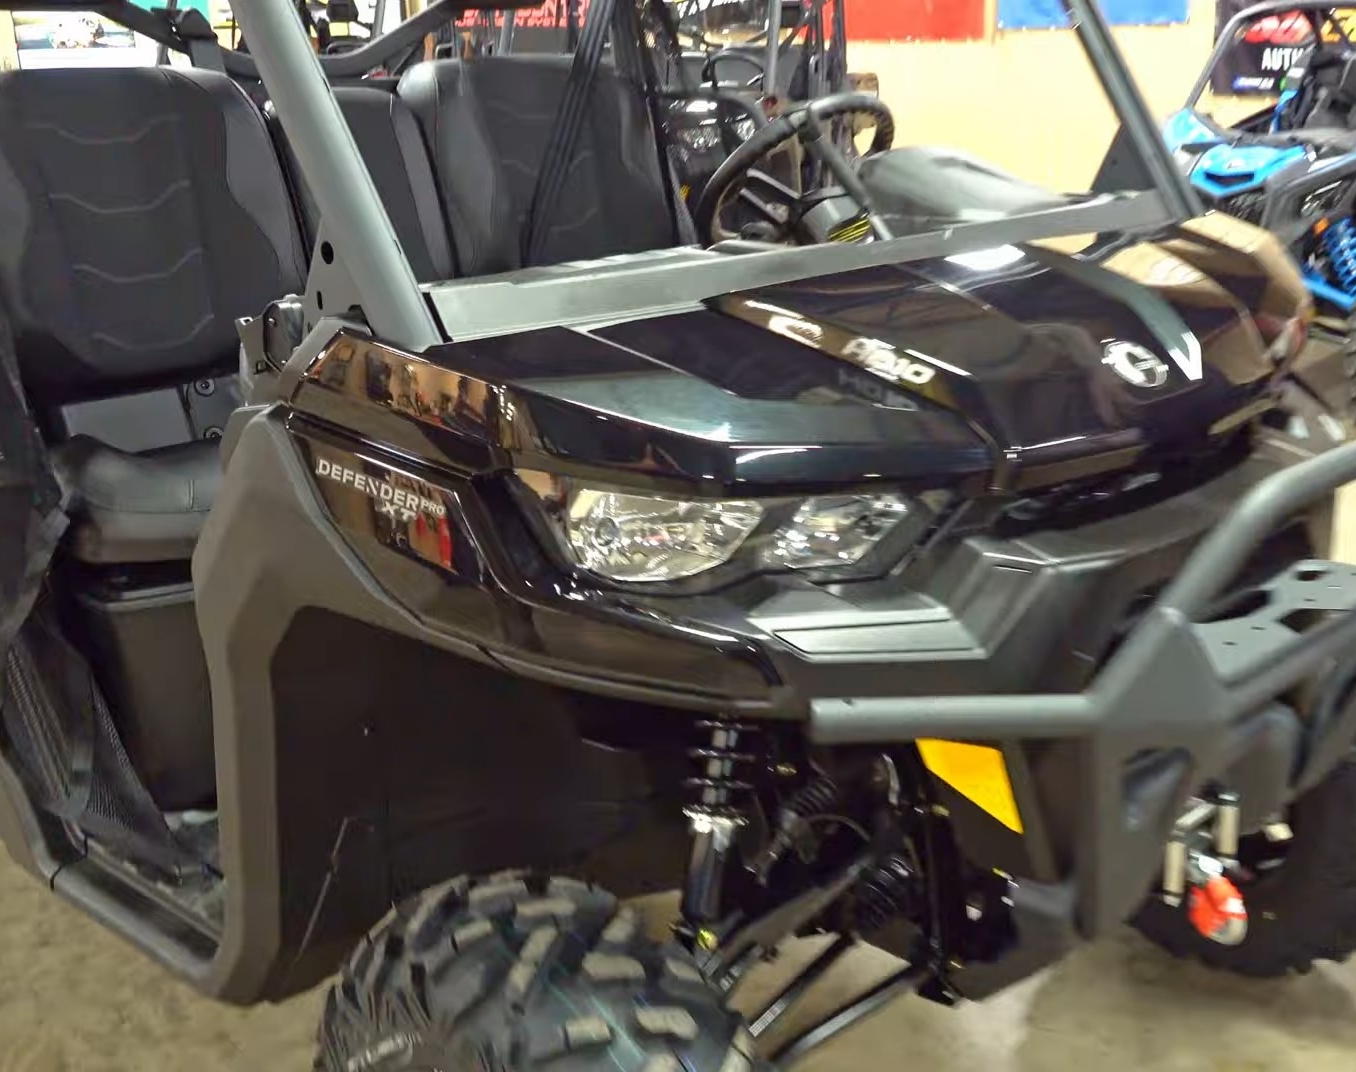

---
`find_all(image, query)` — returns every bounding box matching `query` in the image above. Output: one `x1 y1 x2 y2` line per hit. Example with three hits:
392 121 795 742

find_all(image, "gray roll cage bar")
1184 0 1355 110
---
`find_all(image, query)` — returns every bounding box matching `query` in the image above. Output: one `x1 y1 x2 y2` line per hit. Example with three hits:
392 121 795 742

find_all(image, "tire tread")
316 873 763 1072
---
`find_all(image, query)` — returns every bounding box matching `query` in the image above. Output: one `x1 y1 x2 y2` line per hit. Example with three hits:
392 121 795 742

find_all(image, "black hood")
417 237 1282 495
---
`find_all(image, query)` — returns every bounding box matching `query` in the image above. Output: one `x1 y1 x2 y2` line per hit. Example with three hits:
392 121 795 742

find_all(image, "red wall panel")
458 1 989 44
845 0 986 42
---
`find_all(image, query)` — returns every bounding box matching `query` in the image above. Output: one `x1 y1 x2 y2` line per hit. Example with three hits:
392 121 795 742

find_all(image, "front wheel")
316 871 765 1072
1132 759 1356 977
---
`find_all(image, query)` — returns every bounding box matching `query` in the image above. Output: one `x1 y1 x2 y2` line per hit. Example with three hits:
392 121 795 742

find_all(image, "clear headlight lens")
1172 146 1198 174
760 494 912 571
520 473 920 585
564 489 763 582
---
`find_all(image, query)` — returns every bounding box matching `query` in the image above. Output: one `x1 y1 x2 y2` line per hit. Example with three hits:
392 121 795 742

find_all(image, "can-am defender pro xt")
3 0 1356 1068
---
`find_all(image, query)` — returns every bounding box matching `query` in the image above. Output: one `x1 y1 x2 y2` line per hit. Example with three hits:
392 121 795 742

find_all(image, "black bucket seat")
268 84 456 283
0 66 307 563
395 55 679 276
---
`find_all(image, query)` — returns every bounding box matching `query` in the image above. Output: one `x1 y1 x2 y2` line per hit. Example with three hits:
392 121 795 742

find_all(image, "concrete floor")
5 465 1356 1071
2 843 1356 1072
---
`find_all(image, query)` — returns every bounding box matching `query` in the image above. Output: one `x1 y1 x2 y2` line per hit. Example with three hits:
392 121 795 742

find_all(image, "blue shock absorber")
1323 218 1356 295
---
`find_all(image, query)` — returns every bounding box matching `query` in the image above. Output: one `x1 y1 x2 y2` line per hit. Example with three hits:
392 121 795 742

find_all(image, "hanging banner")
452 0 582 52
1210 2 1356 96
998 0 1189 30
845 0 984 41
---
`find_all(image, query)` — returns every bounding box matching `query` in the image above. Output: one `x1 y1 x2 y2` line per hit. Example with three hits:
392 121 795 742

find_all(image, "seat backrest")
0 67 307 406
396 56 676 277
269 85 454 284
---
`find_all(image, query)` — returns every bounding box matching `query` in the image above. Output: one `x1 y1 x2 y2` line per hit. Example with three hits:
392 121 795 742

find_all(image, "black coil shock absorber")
852 854 922 934
750 774 840 883
681 719 758 928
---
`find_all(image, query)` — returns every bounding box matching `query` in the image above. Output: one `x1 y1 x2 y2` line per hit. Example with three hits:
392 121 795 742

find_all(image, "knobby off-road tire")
316 872 766 1072
1132 759 1356 977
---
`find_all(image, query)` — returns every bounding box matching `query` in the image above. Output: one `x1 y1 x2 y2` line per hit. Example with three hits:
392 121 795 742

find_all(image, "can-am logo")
314 458 448 522
1102 341 1170 389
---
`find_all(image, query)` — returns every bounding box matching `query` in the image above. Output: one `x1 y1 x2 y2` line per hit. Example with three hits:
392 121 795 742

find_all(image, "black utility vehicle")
2 0 1356 1069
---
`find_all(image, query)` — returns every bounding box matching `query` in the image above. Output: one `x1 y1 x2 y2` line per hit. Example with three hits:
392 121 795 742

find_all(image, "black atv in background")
2 0 1356 1069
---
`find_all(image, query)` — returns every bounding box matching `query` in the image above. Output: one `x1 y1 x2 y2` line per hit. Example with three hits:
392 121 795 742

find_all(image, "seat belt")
520 0 619 267
0 307 66 666
646 0 692 93
632 0 698 245
160 7 226 72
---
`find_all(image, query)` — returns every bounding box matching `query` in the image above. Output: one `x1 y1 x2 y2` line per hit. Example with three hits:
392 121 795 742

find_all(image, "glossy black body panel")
291 231 1298 499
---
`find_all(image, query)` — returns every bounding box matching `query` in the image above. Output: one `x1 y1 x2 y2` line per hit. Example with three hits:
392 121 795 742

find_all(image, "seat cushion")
269 86 454 283
396 56 676 276
52 436 221 564
0 67 307 405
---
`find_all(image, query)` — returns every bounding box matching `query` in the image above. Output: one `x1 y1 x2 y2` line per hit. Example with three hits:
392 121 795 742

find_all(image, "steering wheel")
702 47 767 89
691 92 896 246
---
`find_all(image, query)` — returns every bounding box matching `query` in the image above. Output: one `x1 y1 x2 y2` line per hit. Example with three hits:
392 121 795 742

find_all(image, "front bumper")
810 432 1356 955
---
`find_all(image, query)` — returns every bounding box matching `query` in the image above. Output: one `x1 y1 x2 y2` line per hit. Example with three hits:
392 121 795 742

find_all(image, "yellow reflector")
917 739 1023 833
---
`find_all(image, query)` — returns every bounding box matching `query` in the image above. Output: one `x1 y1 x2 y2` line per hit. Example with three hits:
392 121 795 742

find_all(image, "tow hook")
1187 859 1248 945
1160 790 1249 945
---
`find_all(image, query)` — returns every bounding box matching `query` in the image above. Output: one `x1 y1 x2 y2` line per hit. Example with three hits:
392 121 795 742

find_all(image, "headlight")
564 488 764 582
1172 146 1199 174
518 473 925 586
760 495 912 571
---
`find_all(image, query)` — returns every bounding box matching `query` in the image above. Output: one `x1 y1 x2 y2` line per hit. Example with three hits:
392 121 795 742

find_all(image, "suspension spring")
852 854 922 934
684 719 759 819
751 774 841 882
681 720 760 930
1322 217 1356 294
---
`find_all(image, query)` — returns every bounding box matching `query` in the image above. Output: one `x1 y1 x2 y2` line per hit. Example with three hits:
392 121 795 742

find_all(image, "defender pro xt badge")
314 457 449 523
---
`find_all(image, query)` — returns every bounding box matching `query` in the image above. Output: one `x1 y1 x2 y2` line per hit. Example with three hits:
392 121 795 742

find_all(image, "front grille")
1216 189 1267 226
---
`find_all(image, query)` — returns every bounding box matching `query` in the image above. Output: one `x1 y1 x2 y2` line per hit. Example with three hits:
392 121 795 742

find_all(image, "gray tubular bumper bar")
810 438 1356 934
